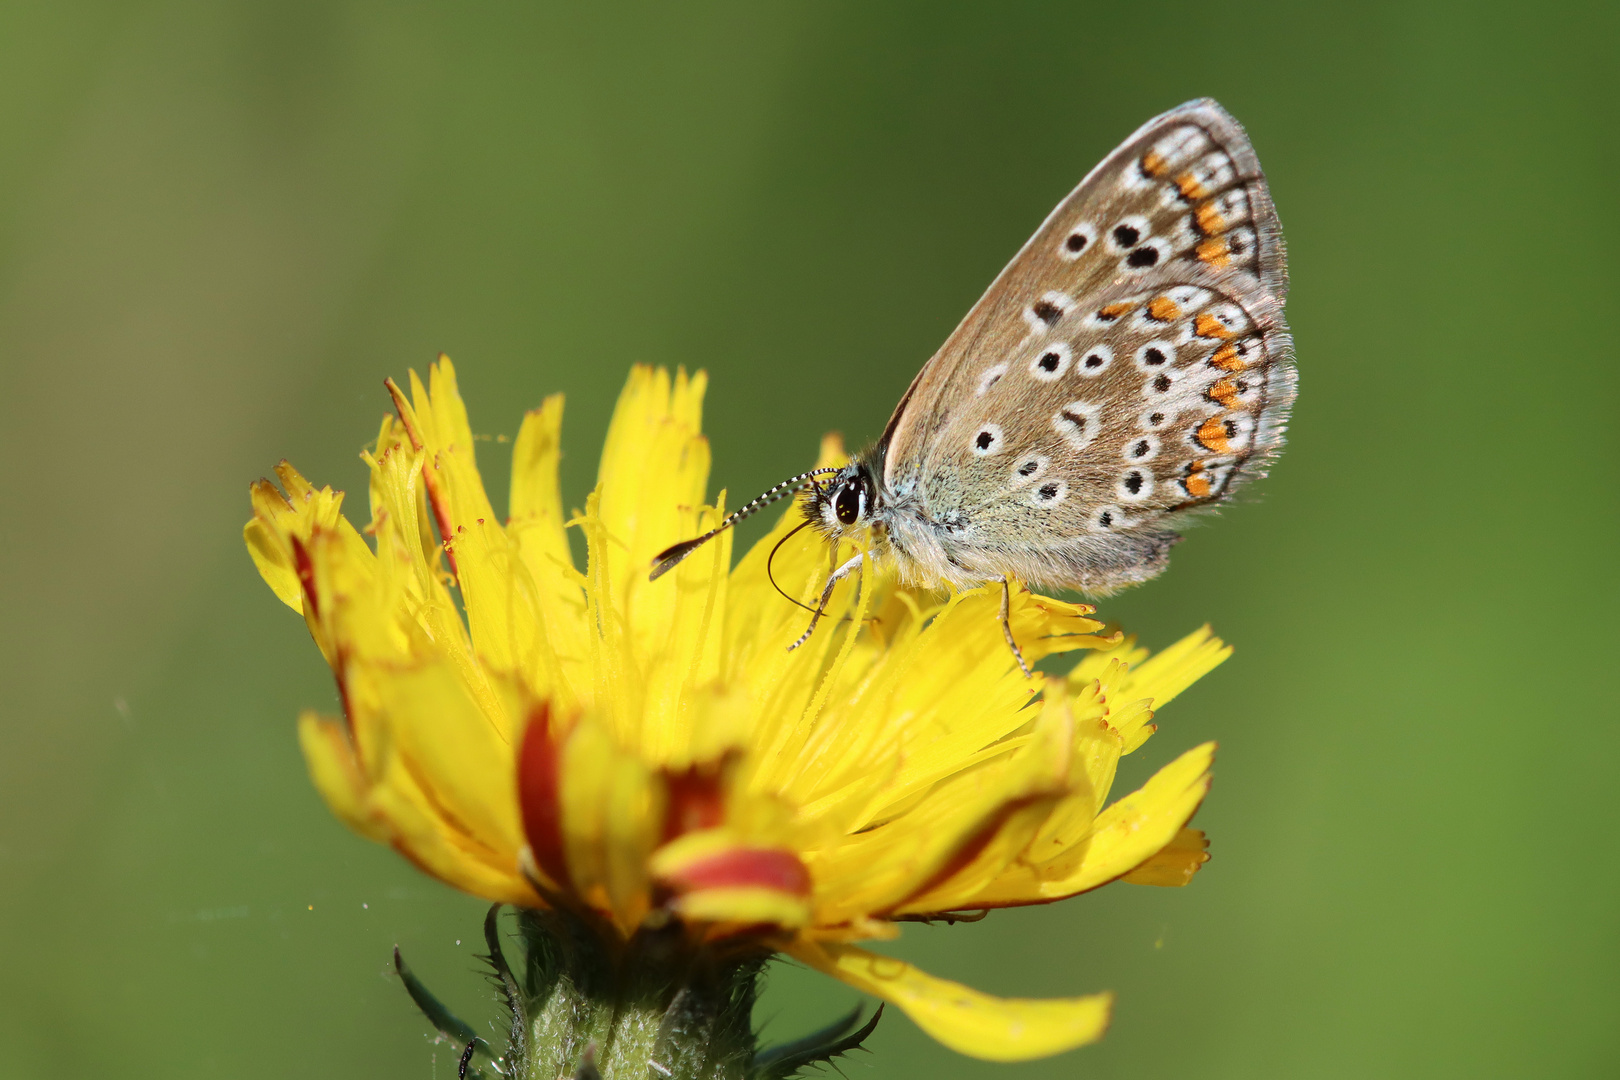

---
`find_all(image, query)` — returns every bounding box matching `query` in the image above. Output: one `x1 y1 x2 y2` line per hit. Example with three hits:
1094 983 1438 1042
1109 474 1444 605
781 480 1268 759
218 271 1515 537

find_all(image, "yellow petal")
787 940 1112 1061
302 701 537 906
675 887 810 928
594 365 711 671
1121 827 1210 886
958 742 1216 906
366 756 540 906
1122 625 1231 710
1076 742 1215 891
894 682 1076 914
1065 634 1149 690
297 711 387 843
638 498 730 762
356 661 523 859
510 393 566 531
507 395 591 704
388 358 545 687
557 719 661 928
245 517 301 612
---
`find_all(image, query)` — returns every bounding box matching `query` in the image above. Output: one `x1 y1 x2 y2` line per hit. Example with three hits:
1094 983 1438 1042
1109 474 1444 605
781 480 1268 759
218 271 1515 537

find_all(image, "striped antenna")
649 467 840 581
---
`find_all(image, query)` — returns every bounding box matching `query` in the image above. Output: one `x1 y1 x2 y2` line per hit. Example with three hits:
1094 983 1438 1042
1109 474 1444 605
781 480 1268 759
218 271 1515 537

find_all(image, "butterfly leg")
1000 576 1033 678
788 550 865 652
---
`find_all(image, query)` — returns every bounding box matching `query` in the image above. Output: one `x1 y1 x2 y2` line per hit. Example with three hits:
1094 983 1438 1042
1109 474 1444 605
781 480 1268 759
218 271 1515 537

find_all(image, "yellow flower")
246 357 1229 1062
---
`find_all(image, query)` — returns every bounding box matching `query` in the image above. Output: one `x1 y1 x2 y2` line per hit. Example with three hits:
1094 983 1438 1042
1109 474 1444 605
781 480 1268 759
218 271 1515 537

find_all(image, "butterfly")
652 98 1294 675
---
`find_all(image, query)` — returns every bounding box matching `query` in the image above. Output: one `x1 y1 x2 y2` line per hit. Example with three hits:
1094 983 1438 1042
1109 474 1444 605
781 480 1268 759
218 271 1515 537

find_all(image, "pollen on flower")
246 357 1229 1063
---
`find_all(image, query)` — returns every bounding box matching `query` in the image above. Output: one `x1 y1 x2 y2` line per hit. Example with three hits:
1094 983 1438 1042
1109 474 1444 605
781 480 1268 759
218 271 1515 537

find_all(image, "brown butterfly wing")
878 99 1294 593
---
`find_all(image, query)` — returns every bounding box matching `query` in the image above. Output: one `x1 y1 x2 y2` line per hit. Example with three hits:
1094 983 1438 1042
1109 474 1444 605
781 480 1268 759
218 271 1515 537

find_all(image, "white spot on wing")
1224 413 1256 450
977 363 1009 396
1058 221 1096 261
1116 468 1155 502
1030 479 1069 507
1208 188 1251 226
971 423 1005 456
1023 290 1075 334
1224 225 1258 265
1107 215 1151 252
1134 341 1176 371
1052 401 1102 450
1123 435 1160 462
1183 151 1236 196
1199 302 1251 338
1009 454 1050 489
1152 126 1211 171
1089 504 1134 531
1076 344 1114 377
1139 406 1178 432
1166 285 1212 310
1029 343 1071 381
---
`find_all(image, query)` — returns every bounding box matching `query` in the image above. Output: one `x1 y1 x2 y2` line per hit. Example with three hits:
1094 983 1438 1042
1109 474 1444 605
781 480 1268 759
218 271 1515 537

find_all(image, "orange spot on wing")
1195 202 1226 236
1207 378 1240 408
1185 474 1212 498
1195 311 1237 339
1196 237 1231 268
1147 296 1182 322
1098 301 1137 321
1141 150 1168 177
1209 343 1247 372
1177 172 1209 200
1195 416 1233 454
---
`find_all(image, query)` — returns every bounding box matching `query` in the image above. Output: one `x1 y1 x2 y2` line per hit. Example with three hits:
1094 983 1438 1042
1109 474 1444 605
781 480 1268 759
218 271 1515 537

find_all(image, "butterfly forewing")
880 99 1294 592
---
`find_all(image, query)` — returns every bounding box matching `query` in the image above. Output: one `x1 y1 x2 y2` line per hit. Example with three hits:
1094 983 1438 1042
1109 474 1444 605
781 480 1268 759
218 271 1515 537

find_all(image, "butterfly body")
654 98 1293 668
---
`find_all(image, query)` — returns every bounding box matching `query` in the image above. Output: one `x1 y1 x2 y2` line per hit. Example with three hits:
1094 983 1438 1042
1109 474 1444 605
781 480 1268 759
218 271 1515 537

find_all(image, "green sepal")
750 1005 883 1080
480 905 527 1066
393 945 495 1070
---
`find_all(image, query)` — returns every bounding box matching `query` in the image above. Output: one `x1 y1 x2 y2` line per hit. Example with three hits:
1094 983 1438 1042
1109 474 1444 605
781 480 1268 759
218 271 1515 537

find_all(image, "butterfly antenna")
648 467 840 581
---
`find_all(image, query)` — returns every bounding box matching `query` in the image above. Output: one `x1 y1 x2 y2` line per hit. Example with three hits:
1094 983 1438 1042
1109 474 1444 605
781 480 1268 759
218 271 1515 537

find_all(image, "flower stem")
508 908 762 1080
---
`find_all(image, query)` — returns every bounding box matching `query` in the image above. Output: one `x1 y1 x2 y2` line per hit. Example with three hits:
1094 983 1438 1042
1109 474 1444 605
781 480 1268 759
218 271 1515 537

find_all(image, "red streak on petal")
287 535 360 742
900 795 1048 912
516 702 570 888
666 847 810 897
662 765 726 842
384 375 459 579
290 535 319 619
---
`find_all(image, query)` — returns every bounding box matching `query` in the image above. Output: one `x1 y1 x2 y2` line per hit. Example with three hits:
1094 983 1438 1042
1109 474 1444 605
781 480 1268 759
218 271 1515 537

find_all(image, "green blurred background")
2 2 1616 1077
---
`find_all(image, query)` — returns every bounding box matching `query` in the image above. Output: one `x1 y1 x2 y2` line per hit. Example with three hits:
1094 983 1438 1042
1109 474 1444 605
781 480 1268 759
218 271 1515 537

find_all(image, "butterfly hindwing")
878 98 1293 593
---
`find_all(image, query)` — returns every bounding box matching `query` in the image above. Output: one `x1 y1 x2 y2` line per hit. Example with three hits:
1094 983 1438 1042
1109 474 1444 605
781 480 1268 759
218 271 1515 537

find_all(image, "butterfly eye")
834 483 863 525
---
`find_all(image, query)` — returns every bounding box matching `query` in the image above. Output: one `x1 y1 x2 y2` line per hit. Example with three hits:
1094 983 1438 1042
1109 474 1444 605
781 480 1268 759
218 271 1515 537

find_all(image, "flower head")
246 358 1228 1061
